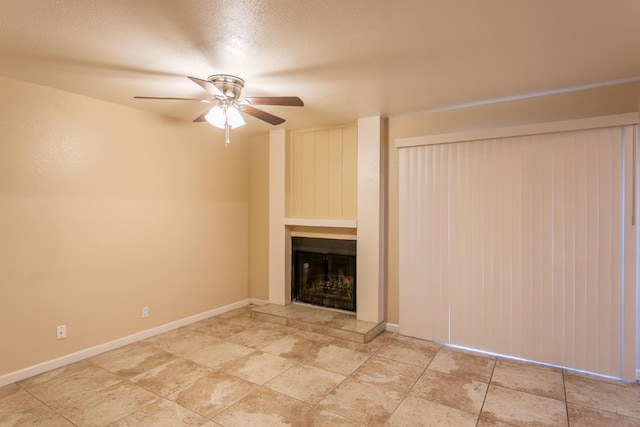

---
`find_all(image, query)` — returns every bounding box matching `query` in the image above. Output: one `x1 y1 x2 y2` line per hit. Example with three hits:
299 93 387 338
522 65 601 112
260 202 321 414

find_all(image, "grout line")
475 352 498 425
562 369 570 424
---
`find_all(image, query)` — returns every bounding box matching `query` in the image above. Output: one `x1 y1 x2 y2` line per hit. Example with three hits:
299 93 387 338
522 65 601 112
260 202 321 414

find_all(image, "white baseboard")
0 299 251 387
249 298 270 306
385 322 400 333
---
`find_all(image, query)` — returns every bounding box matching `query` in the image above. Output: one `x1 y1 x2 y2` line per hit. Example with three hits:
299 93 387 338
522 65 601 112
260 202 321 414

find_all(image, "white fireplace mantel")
268 118 385 323
283 218 357 228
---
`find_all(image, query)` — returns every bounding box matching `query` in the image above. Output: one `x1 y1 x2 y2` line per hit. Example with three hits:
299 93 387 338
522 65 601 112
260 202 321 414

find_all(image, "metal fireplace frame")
291 237 357 312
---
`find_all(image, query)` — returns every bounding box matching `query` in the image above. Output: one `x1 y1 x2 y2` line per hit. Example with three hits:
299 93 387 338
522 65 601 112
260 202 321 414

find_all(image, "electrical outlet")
141 305 149 318
56 325 66 340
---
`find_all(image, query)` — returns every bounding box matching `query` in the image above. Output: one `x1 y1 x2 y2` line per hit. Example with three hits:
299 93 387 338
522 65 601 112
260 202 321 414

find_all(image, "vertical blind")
399 125 637 379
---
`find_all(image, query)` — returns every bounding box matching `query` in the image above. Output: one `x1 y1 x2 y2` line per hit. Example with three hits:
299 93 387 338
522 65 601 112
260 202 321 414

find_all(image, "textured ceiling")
1 0 639 135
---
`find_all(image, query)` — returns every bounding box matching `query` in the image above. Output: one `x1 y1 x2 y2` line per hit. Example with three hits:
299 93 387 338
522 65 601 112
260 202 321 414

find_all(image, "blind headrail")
395 112 640 149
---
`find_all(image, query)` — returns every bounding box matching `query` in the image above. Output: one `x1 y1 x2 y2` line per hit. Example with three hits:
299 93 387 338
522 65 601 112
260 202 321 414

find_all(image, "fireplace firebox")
292 237 356 312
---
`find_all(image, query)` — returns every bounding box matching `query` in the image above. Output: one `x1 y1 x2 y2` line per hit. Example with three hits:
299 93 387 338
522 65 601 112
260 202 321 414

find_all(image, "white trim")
249 298 270 306
356 116 385 323
637 369 640 381
283 218 357 228
0 299 250 387
396 112 640 149
385 322 400 333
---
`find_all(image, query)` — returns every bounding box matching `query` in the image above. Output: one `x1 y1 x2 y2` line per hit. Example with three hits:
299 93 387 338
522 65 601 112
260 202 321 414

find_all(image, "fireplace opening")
292 237 356 312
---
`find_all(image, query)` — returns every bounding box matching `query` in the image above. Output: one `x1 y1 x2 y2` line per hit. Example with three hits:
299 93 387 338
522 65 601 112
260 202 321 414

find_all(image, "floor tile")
567 402 640 426
475 417 514 427
564 374 640 419
333 316 379 334
54 381 159 427
481 384 568 426
213 388 312 427
216 305 257 320
184 341 255 370
291 329 336 345
337 330 396 354
306 344 370 376
260 333 327 362
169 371 259 419
189 318 249 339
427 347 495 382
254 321 298 335
286 318 329 335
216 309 262 328
12 411 76 426
411 369 488 414
376 336 440 367
387 394 478 427
223 351 295 385
491 358 564 400
0 383 20 399
227 314 266 329
250 303 289 316
325 329 394 354
318 378 403 424
19 360 122 407
226 325 290 349
563 368 629 386
299 407 365 426
266 364 345 404
0 389 73 426
350 355 424 393
111 398 207 426
129 358 211 396
89 341 176 378
144 328 222 356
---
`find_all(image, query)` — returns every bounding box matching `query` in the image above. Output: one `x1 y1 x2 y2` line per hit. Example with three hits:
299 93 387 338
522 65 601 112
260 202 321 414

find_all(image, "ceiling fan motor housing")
208 74 245 100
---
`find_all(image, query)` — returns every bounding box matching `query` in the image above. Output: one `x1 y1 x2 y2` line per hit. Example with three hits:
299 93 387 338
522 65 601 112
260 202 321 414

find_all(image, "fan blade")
134 96 207 101
193 111 208 122
242 105 286 125
243 96 304 106
188 76 225 98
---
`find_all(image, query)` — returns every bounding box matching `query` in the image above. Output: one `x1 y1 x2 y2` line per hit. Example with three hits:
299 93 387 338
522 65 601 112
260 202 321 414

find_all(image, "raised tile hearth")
251 303 385 344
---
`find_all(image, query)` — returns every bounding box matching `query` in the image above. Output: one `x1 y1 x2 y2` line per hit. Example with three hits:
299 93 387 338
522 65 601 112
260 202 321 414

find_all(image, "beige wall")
0 76 251 376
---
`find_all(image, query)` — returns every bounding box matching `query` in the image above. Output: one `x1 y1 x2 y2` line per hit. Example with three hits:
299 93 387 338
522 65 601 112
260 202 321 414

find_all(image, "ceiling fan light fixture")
204 105 246 129
204 105 226 129
226 105 246 128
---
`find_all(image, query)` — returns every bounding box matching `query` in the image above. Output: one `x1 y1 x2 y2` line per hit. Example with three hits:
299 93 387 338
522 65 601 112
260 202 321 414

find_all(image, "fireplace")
291 237 356 312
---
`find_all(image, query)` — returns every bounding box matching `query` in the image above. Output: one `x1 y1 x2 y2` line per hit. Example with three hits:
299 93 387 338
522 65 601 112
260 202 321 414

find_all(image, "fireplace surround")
292 237 356 312
269 119 384 324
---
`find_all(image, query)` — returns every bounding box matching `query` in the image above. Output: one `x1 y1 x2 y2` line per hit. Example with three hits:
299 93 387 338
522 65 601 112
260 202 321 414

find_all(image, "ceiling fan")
134 74 304 146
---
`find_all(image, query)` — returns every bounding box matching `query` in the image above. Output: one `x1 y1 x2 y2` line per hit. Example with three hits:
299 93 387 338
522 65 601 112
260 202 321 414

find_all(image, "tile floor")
1 304 640 426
